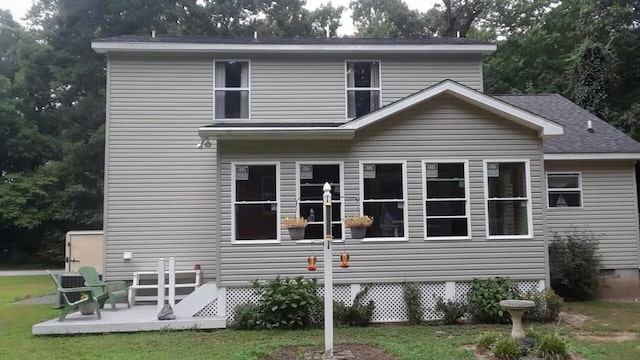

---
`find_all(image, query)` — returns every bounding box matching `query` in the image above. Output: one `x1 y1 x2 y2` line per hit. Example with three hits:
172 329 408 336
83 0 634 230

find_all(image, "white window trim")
295 161 345 244
422 159 471 240
359 160 408 242
546 172 583 209
213 59 251 121
344 60 383 120
231 161 280 244
482 159 533 240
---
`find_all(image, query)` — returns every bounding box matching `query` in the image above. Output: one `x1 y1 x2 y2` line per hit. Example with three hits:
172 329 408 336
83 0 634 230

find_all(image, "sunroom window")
215 61 249 119
424 162 469 239
233 164 278 242
361 163 406 239
297 164 343 240
547 173 582 207
485 161 531 237
346 61 381 118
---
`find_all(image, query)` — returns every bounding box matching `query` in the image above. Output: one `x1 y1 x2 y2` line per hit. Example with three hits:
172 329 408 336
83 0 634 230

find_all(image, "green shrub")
525 327 545 340
334 286 375 327
522 289 564 322
475 331 500 351
536 335 570 359
230 303 262 330
549 229 602 301
252 276 320 329
467 277 519 323
402 282 423 325
435 297 466 325
492 337 523 360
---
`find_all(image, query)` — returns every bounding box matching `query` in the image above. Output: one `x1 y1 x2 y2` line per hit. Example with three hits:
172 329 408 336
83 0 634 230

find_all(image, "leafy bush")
402 282 423 325
252 276 320 329
435 297 466 325
230 303 262 330
467 277 519 323
549 229 602 301
334 286 375 327
492 337 523 360
536 335 570 359
522 289 564 322
475 331 500 351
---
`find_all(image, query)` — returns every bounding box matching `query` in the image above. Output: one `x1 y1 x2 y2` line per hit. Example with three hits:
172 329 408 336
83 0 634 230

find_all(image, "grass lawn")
0 276 638 360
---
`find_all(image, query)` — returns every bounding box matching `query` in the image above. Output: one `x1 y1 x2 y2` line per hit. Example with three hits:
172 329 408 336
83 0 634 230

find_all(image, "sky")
0 0 439 35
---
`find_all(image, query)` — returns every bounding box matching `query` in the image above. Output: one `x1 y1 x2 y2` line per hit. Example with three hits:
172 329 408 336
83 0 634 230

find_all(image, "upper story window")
297 163 343 241
360 162 406 240
484 161 532 238
346 61 381 118
233 163 278 243
547 173 582 207
215 61 249 119
424 161 470 239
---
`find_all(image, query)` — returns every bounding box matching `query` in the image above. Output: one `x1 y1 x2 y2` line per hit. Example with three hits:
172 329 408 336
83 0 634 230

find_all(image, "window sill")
360 237 408 242
425 236 471 241
486 235 534 240
231 239 280 245
214 118 251 122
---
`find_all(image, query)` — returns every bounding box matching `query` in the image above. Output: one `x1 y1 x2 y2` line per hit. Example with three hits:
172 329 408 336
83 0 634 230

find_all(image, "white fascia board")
92 42 497 55
341 81 564 137
544 153 640 160
198 127 354 140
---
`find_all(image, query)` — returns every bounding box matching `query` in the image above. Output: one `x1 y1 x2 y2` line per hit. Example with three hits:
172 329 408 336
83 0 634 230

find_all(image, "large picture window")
424 161 470 239
233 164 278 242
297 163 343 240
361 162 406 239
485 161 531 237
346 61 381 118
215 60 249 119
547 173 582 207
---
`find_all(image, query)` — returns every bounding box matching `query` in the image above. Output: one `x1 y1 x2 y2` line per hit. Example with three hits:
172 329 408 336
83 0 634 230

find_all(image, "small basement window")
547 173 582 207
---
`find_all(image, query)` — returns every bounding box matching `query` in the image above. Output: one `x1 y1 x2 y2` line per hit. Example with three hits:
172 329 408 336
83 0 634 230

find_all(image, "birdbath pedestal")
499 300 535 341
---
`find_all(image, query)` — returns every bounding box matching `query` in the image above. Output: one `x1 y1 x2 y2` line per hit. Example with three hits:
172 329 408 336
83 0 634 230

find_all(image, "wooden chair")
47 270 101 321
78 266 130 310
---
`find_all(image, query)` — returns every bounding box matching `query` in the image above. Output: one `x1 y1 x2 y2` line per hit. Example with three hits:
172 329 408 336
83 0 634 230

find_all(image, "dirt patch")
257 344 397 360
559 311 591 328
575 331 637 343
461 345 496 360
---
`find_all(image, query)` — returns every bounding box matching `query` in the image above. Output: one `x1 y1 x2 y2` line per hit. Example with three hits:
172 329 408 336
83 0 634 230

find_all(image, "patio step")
173 282 218 317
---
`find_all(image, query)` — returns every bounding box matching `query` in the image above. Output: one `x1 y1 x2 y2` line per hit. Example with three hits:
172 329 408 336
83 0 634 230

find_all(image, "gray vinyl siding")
545 160 640 269
105 56 217 280
218 95 545 287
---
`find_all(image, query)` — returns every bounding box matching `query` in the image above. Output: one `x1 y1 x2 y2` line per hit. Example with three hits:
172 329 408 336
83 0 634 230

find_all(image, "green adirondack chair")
47 270 101 321
78 266 130 310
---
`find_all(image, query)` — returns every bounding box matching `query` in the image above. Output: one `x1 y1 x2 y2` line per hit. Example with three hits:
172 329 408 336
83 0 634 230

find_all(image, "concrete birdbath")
499 300 535 340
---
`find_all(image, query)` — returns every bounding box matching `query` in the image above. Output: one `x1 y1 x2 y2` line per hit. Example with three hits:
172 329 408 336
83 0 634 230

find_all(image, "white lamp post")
322 182 333 359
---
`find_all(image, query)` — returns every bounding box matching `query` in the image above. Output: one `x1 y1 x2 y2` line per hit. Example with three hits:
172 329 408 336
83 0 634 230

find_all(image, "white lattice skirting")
221 279 544 323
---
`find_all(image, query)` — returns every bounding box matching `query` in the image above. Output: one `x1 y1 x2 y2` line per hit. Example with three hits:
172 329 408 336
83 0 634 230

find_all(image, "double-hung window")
346 61 381 118
233 164 278 243
485 161 532 237
297 163 343 241
424 161 470 239
547 173 582 207
361 162 406 239
215 60 249 119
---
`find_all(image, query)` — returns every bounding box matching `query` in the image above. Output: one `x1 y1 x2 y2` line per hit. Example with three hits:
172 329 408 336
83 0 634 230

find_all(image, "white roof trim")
92 42 497 55
544 153 640 160
341 80 564 138
198 126 354 140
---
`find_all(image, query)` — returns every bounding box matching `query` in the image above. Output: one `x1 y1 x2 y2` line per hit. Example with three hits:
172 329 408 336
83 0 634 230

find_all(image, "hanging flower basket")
343 215 374 240
282 217 309 240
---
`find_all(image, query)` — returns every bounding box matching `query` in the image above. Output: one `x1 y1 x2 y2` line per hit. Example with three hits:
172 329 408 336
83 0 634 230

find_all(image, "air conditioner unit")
56 273 101 307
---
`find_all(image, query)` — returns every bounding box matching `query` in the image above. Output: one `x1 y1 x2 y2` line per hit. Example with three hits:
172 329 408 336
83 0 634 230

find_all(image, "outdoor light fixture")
203 139 212 148
195 141 203 149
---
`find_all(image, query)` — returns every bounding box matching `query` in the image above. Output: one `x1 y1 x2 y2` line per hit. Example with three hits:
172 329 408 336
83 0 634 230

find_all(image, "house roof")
199 80 564 140
92 35 496 54
496 94 640 159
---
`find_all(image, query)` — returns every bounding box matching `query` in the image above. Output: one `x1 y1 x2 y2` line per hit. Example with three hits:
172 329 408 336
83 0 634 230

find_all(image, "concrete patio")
32 304 226 335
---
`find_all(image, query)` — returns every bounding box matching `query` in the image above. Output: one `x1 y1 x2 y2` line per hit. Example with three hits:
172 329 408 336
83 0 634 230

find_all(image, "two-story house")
92 36 640 322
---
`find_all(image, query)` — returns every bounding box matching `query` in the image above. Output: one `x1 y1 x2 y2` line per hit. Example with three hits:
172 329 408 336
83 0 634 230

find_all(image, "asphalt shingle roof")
495 94 640 154
94 35 492 45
